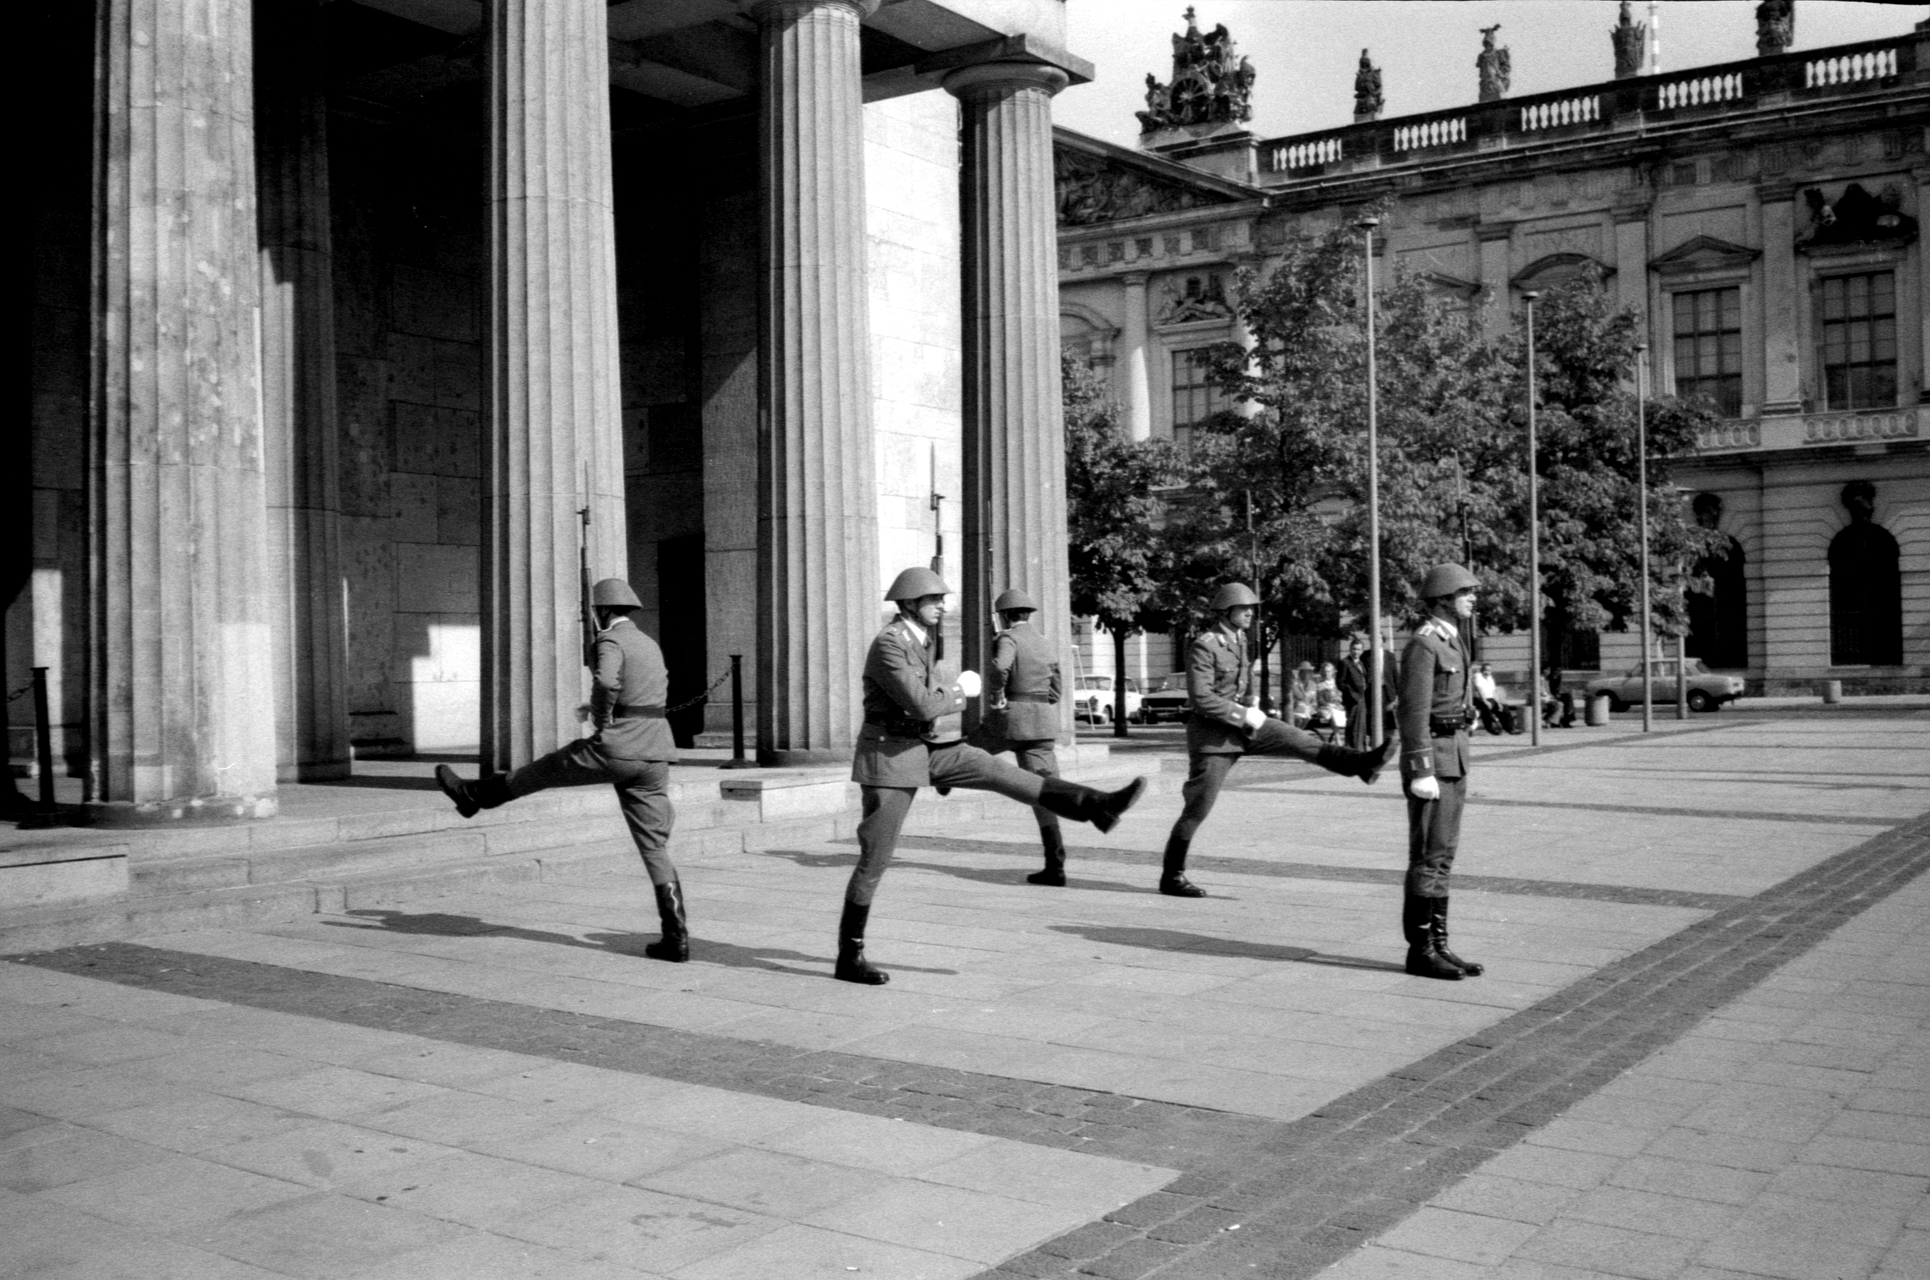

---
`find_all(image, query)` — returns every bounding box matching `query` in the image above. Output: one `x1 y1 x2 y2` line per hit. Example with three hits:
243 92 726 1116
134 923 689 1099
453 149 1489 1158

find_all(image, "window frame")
1815 268 1899 412
1669 284 1745 418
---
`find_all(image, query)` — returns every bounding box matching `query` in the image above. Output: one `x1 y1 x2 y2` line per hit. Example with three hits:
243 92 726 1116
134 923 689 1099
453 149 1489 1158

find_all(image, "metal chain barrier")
664 665 734 715
5 683 33 703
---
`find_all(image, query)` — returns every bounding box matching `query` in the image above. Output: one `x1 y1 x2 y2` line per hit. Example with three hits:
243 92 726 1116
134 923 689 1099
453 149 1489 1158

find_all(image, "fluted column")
481 0 628 773
257 0 348 782
1119 271 1152 441
753 0 881 765
948 60 1074 736
1759 190 1804 416
91 0 278 819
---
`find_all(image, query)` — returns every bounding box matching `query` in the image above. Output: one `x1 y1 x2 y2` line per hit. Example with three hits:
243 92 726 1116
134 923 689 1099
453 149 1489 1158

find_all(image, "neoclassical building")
1059 12 1929 693
16 0 1089 824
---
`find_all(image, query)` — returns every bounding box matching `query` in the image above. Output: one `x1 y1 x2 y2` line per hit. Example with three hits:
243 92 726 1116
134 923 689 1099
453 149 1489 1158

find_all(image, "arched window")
1686 540 1748 669
1829 482 1901 666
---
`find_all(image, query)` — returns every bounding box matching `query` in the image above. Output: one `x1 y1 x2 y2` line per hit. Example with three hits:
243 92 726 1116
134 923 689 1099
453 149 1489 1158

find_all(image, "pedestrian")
839 568 1149 985
984 588 1072 888
1337 637 1369 749
434 578 688 962
1158 583 1395 898
1398 563 1486 980
1471 661 1506 735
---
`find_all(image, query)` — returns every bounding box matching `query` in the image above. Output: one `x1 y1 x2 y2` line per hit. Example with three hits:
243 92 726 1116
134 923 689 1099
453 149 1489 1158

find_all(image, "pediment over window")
1512 252 1612 292
1651 235 1760 277
1419 270 1481 301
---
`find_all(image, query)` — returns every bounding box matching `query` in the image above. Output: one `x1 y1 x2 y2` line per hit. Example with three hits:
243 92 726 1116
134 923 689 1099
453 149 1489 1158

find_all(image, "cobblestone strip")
12 809 1929 1280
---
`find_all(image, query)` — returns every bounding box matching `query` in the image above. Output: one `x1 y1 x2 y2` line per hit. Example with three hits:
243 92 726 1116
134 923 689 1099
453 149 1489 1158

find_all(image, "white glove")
1409 775 1441 801
956 670 982 698
1242 706 1266 731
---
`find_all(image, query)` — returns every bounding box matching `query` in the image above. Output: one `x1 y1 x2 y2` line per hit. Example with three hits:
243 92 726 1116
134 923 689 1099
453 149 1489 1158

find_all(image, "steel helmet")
993 588 1038 614
1209 582 1261 610
884 566 952 602
591 577 643 609
1417 563 1481 600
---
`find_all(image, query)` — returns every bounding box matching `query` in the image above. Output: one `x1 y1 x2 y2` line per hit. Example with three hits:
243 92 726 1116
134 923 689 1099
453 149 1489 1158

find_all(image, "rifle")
578 500 595 669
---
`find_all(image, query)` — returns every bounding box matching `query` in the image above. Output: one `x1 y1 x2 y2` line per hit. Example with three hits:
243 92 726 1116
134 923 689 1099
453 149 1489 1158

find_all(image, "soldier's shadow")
327 909 957 977
1050 924 1402 974
765 848 1152 895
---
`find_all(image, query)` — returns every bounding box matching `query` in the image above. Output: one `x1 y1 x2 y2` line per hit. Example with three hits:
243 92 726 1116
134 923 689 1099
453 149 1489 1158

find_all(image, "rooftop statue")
1756 0 1794 57
1353 48 1383 121
1136 6 1256 134
1611 0 1646 79
1476 24 1511 102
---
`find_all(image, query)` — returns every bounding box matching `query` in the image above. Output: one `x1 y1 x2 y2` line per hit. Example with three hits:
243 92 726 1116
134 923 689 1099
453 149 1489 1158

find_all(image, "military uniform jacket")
589 617 676 762
987 622 1061 743
1184 625 1257 756
852 617 967 787
1398 618 1473 781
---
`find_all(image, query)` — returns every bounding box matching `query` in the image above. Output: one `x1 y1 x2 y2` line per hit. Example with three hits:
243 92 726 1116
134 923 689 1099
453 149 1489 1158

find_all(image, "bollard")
1821 679 1842 705
721 654 753 768
1586 692 1611 727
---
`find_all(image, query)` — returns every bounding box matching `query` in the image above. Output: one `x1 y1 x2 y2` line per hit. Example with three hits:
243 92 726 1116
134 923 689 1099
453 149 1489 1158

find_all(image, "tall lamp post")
1635 345 1653 733
1359 216 1384 747
1524 291 1542 749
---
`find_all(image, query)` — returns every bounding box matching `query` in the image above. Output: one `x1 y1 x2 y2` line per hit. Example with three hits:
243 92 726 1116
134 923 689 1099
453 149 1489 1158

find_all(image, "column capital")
1121 270 1151 287
744 0 879 25
943 58 1070 100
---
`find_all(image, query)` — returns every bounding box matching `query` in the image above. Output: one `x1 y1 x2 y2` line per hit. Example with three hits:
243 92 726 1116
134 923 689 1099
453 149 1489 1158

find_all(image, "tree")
1063 355 1181 735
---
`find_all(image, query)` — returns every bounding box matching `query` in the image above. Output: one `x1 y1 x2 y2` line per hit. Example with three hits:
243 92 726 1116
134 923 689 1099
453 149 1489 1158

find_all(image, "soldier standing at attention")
434 578 688 963
1159 583 1395 897
1398 563 1485 981
839 568 1149 985
985 588 1071 888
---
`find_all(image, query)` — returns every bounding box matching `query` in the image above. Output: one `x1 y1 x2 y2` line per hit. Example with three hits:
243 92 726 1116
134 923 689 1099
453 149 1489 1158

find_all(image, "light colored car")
1584 658 1745 713
1139 673 1190 723
1074 675 1142 724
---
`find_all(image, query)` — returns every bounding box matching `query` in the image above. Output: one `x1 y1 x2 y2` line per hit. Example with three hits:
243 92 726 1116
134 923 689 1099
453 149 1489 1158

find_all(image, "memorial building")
1058 6 1929 694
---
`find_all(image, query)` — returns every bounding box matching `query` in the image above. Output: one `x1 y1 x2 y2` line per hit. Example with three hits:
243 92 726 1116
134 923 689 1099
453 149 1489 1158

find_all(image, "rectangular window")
1821 272 1897 410
1170 349 1226 452
1671 286 1743 417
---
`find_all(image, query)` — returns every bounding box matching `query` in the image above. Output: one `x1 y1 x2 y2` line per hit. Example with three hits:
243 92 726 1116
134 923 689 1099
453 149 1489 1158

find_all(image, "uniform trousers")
1172 716 1329 842
1010 740 1061 832
1403 774 1465 897
847 743 1046 906
506 740 676 887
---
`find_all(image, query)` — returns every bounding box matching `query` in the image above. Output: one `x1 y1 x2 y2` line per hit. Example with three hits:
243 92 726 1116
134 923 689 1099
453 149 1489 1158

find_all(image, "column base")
759 747 849 768
278 759 352 784
85 794 280 826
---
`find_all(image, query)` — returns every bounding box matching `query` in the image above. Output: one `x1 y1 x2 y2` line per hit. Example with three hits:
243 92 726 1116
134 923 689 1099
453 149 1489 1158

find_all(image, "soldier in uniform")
1160 583 1395 897
984 588 1071 887
839 568 1149 985
1397 563 1486 981
433 578 688 963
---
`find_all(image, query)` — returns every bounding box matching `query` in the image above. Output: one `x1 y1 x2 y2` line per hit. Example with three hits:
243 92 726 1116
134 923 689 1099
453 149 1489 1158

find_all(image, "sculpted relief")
1055 150 1216 227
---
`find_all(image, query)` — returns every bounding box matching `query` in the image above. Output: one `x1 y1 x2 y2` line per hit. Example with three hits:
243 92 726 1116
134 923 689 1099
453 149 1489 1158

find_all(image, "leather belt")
1005 692 1054 703
1429 712 1473 737
614 704 668 719
864 720 929 742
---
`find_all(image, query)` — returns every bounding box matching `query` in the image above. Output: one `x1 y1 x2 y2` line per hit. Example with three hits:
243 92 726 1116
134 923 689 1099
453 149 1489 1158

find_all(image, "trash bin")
1587 692 1611 726
1822 680 1842 704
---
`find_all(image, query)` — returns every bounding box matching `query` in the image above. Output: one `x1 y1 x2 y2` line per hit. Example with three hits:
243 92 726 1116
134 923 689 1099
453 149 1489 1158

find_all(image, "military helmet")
1209 582 1261 610
993 588 1038 614
591 577 643 609
884 566 952 602
1417 563 1481 600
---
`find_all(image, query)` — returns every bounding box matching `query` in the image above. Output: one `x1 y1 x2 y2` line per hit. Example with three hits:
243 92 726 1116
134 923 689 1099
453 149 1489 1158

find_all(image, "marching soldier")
839 568 1149 985
434 578 688 963
985 588 1071 887
1398 563 1485 981
1159 583 1395 897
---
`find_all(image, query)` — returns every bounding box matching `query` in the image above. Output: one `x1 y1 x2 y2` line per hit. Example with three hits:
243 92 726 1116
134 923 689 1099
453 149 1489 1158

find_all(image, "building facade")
14 0 1090 834
1058 15 1930 694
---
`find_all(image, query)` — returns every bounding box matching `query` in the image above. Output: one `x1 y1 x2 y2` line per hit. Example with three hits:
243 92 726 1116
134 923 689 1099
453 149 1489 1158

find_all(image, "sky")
1054 1 1929 148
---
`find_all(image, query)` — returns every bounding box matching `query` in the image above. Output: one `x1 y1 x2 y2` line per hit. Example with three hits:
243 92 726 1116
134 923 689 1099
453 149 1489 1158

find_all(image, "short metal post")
31 667 54 809
727 655 749 767
1675 633 1688 720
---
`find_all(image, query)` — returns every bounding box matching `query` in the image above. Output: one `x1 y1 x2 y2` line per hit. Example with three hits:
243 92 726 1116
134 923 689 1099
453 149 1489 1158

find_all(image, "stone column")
481 0 628 773
91 0 278 819
752 0 881 765
1759 188 1804 417
949 60 1075 735
257 0 348 782
1119 271 1152 441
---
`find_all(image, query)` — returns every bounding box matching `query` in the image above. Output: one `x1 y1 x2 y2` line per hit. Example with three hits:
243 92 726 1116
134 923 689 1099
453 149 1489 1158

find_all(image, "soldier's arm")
988 634 1015 707
876 633 963 722
1187 638 1246 729
591 634 623 729
1398 639 1435 778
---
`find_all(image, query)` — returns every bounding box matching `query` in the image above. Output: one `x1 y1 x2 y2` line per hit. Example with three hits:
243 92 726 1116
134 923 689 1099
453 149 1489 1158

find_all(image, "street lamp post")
1524 291 1542 749
1636 344 1652 733
1359 216 1383 747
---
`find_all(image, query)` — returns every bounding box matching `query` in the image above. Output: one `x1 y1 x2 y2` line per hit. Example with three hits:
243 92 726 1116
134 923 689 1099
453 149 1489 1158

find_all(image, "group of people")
1466 662 1579 734
434 562 1493 986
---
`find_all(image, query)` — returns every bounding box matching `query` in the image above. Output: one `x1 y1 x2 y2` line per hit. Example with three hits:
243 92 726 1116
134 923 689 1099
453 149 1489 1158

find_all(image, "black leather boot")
435 766 510 819
1159 834 1205 897
644 877 689 963
1403 894 1462 980
1027 824 1067 887
1315 738 1395 786
1037 776 1147 833
834 900 889 985
1430 896 1483 976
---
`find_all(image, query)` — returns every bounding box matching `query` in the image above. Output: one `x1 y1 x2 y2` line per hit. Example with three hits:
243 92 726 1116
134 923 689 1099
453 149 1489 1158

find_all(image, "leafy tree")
1063 355 1181 735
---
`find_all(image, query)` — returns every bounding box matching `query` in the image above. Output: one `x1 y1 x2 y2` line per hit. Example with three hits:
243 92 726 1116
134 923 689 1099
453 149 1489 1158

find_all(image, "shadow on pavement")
325 909 958 978
763 847 1154 895
1051 923 1401 974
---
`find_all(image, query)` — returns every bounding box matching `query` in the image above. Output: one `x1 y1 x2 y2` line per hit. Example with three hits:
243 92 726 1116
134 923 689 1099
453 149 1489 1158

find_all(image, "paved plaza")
4 711 1928 1279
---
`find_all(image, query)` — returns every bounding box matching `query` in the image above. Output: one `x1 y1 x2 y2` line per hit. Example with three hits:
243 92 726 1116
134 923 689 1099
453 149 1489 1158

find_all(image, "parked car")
1139 673 1190 723
1074 675 1143 724
1584 658 1745 713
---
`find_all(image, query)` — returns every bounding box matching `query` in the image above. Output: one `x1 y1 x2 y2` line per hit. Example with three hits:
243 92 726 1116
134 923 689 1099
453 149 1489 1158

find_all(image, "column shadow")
762 847 1157 895
1049 923 1402 974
